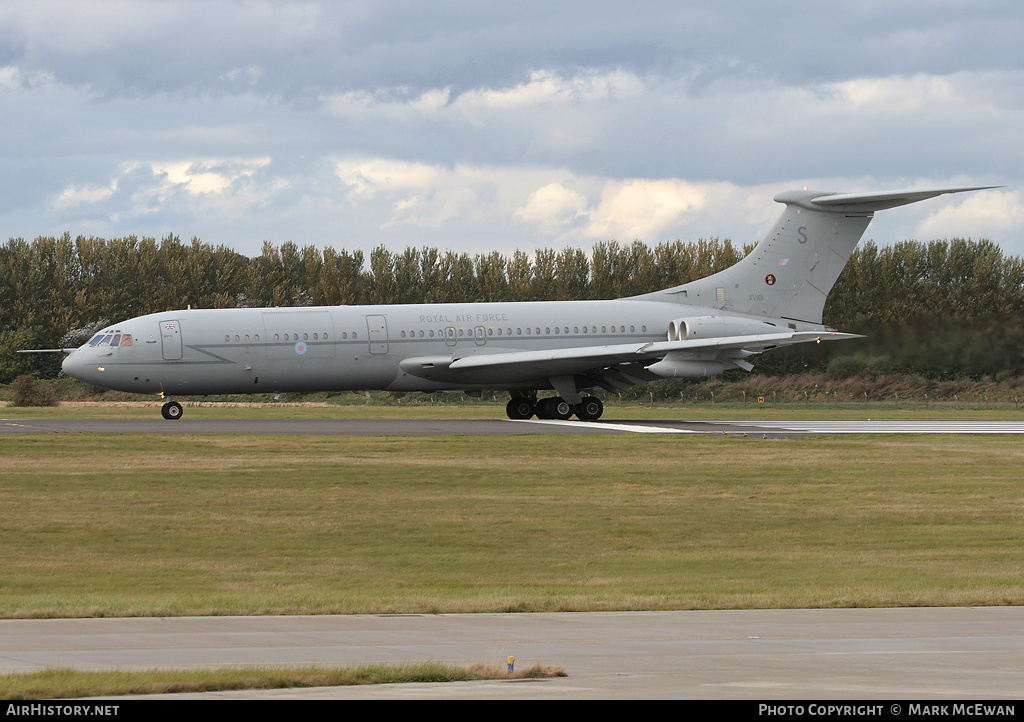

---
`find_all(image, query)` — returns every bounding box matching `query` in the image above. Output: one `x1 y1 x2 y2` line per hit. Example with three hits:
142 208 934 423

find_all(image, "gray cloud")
1 1 1022 258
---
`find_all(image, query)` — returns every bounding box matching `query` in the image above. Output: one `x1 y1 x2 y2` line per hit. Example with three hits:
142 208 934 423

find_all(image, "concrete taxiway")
5 417 1024 436
2 608 1022 699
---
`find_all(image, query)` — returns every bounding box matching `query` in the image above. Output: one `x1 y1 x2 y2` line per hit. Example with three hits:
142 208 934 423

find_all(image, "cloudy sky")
2 1 1023 260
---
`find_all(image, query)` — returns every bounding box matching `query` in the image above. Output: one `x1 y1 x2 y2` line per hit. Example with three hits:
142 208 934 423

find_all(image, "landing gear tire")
575 396 604 421
506 397 535 420
161 401 183 420
537 397 573 420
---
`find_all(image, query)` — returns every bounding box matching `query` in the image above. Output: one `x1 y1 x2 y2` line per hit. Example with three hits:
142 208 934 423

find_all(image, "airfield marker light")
507 656 515 673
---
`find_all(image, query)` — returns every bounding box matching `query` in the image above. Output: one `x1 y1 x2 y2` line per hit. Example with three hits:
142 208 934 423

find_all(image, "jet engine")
666 315 780 341
650 316 777 378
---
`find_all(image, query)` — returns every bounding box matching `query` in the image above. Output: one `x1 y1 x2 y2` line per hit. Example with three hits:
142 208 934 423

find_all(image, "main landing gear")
505 395 604 421
161 400 183 420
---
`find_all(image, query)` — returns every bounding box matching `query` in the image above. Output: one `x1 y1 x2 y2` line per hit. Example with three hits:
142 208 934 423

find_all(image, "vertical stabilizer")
634 186 998 324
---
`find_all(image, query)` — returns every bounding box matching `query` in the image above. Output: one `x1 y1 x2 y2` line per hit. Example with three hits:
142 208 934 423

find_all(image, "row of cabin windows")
223 324 652 343
224 331 357 343
398 324 648 339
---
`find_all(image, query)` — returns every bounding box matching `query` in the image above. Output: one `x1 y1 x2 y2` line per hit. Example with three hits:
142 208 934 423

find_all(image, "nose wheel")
161 401 183 420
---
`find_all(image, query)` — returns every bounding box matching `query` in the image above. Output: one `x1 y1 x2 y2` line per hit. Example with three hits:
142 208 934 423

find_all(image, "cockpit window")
86 332 132 347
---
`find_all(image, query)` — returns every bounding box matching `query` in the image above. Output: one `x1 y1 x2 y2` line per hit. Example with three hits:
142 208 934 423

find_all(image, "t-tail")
636 186 999 324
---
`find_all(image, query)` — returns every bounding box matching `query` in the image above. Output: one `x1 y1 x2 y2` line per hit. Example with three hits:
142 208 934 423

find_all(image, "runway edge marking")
508 419 695 434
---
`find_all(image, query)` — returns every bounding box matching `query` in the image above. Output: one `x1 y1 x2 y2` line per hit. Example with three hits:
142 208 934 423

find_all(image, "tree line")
2 232 1022 382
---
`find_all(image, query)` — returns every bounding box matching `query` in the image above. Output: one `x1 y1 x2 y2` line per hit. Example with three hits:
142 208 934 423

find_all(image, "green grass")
2 430 1022 617
0 662 566 700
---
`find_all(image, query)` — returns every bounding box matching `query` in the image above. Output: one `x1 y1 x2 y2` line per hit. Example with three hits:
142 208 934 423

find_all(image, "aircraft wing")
400 330 859 388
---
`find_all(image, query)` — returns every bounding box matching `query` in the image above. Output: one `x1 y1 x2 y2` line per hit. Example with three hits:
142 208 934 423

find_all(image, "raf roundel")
294 341 308 355
765 274 776 286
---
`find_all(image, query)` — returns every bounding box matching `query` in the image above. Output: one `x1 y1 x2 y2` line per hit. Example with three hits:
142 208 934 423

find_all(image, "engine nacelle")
667 315 780 341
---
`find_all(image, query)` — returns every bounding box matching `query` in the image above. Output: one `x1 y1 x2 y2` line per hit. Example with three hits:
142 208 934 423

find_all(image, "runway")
2 608 1022 699
5 417 1024 436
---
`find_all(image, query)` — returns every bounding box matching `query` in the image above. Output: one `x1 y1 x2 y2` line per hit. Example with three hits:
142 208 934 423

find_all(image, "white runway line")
727 421 1024 434
509 419 695 433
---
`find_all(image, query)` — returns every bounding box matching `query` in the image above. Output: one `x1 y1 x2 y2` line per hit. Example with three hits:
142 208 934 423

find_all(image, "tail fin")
635 186 998 324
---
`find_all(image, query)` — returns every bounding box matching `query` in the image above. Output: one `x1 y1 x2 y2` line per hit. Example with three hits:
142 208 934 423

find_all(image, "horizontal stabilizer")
804 186 1002 213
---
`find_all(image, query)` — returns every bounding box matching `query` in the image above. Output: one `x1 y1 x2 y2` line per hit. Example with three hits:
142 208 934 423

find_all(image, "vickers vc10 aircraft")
58 186 994 420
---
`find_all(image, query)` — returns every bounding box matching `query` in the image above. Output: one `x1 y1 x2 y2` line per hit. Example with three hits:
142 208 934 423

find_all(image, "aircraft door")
475 326 487 346
366 315 389 355
445 327 457 347
160 320 182 360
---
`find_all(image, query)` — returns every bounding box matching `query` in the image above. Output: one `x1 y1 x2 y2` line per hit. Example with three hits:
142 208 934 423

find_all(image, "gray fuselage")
60 299 809 396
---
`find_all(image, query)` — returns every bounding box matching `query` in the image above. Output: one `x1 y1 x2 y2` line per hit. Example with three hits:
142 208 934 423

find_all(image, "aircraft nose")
61 351 91 382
